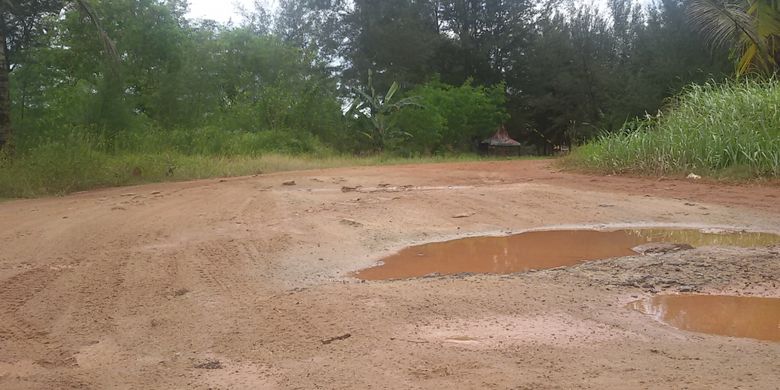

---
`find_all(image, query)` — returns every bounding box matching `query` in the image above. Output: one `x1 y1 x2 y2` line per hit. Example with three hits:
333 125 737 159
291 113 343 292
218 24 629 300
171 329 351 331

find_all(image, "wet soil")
0 160 779 389
629 295 780 342
355 229 780 280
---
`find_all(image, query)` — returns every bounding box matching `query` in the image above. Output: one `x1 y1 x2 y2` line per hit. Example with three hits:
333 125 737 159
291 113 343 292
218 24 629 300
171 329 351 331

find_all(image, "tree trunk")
0 27 11 151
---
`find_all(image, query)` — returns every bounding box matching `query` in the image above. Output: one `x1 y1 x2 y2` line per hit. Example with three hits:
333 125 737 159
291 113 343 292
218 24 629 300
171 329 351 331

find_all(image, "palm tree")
688 0 780 75
0 0 117 151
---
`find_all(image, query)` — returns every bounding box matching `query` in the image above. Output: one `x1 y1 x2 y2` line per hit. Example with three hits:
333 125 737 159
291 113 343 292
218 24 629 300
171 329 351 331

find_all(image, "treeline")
4 0 731 156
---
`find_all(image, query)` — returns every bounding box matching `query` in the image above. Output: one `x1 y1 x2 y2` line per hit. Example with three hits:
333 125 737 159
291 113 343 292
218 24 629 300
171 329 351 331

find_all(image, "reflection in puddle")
630 295 780 342
354 229 780 280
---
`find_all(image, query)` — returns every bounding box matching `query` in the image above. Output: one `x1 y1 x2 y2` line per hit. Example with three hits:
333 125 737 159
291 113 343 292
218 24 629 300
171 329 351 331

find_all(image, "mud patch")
355 229 780 280
571 246 780 294
630 295 780 342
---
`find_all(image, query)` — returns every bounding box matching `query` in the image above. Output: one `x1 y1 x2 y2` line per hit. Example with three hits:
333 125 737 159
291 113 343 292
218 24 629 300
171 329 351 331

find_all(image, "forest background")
1 0 766 195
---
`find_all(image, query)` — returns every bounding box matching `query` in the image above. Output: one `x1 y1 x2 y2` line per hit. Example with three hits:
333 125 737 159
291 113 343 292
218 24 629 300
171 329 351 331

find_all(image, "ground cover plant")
0 125 506 198
567 80 780 179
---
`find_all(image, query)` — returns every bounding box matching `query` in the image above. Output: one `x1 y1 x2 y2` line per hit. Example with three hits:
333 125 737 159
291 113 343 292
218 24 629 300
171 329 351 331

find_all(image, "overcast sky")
185 0 634 24
187 0 277 23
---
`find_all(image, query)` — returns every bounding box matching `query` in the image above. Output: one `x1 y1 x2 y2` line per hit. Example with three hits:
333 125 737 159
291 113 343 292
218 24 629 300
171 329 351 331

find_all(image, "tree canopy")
1 0 737 155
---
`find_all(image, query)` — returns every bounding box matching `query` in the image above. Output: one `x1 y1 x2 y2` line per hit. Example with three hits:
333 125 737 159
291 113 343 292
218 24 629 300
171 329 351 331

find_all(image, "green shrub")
568 79 780 179
389 80 509 154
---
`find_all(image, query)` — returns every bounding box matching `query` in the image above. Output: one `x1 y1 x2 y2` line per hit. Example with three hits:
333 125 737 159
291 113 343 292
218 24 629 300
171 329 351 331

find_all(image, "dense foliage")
2 0 770 195
3 0 733 151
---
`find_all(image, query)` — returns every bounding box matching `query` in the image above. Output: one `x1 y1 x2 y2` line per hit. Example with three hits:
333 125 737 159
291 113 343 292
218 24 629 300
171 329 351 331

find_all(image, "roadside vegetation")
0 126 508 198
569 0 780 180
567 80 780 179
0 150 504 198
1 0 777 197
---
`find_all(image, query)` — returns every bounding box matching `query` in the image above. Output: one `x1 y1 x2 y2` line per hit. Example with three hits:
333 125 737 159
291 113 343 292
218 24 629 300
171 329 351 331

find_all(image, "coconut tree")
688 0 780 75
0 0 117 151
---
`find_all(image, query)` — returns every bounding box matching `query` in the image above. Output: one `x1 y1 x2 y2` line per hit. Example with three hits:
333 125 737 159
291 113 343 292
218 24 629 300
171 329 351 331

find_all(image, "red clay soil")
1 160 778 389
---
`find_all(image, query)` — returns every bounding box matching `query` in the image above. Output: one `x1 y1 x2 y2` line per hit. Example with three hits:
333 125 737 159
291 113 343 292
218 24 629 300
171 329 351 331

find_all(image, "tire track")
0 267 71 365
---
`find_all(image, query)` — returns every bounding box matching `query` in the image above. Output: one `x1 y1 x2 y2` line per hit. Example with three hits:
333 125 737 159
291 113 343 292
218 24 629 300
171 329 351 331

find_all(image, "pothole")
629 295 780 342
354 228 780 281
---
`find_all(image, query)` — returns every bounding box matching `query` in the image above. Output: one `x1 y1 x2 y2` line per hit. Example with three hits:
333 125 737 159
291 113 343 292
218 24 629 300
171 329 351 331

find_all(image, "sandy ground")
0 160 778 389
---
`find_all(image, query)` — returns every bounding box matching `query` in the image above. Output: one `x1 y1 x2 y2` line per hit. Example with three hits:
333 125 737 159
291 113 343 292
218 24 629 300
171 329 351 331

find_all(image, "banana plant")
688 0 780 75
346 70 420 151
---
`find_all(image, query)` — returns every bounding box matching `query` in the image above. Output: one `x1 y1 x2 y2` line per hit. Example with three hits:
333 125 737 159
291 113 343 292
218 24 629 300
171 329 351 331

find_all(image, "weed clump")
567 80 780 179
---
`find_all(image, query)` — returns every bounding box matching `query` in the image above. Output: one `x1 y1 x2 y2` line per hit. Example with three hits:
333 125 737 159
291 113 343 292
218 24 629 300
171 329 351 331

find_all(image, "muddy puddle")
630 295 780 342
354 228 780 280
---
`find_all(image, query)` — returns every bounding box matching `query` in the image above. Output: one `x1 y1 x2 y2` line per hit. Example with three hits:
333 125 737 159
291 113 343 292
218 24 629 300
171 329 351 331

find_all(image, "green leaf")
384 82 399 103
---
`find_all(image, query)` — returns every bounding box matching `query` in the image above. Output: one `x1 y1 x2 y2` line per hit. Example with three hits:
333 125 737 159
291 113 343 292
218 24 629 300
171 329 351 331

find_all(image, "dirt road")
1 160 779 389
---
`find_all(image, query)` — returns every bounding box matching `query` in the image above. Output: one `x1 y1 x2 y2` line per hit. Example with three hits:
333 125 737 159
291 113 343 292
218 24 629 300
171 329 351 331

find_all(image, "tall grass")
567 79 780 179
0 126 504 198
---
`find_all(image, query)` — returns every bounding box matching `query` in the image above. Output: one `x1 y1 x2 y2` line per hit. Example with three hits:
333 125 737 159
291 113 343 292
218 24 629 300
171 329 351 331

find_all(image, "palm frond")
74 0 120 76
687 0 758 49
737 42 760 73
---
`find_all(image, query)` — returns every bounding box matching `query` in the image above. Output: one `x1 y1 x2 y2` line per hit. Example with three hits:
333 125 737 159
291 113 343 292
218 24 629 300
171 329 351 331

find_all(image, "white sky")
185 0 647 24
187 0 278 23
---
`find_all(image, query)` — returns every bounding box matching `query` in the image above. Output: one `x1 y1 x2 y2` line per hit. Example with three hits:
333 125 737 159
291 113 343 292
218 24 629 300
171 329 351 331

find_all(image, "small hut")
479 126 523 156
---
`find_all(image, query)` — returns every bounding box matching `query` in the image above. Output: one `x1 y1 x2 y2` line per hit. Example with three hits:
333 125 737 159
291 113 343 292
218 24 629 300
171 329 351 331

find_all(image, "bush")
568 79 780 179
389 80 509 155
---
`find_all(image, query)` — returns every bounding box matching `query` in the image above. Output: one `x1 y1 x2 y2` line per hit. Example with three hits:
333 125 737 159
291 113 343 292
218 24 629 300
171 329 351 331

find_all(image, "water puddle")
630 295 780 342
354 228 780 280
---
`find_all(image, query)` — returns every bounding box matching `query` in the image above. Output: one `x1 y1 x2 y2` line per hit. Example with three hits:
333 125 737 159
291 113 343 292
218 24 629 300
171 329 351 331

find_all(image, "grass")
566 79 780 180
0 139 513 198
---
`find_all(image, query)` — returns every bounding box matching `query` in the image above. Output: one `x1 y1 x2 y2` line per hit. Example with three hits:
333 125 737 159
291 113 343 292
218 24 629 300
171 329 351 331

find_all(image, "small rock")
341 186 361 193
452 212 476 219
687 173 702 180
283 180 297 186
340 219 363 228
321 333 352 345
174 288 190 297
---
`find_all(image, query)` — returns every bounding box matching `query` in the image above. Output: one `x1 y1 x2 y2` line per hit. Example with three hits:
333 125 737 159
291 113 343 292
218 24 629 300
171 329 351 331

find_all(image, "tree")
688 0 780 75
343 0 444 90
0 0 116 150
0 5 10 149
275 0 346 67
1 0 63 149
